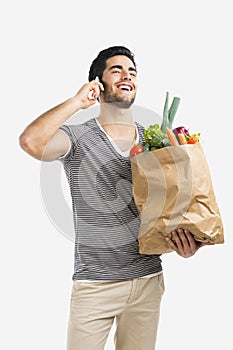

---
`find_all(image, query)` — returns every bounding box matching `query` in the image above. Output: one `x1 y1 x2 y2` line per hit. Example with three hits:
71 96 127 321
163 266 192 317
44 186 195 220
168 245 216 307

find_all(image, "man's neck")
97 103 134 125
97 104 136 151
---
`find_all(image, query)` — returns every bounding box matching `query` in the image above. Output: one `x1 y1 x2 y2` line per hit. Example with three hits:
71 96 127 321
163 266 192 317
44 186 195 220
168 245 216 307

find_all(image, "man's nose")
121 70 132 80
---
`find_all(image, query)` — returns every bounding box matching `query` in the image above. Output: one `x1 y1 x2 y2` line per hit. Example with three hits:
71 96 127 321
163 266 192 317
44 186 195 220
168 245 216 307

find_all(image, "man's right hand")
75 79 104 109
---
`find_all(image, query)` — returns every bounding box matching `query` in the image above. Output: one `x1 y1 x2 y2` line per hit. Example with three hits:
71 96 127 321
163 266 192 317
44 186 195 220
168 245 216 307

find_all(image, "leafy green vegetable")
143 124 170 150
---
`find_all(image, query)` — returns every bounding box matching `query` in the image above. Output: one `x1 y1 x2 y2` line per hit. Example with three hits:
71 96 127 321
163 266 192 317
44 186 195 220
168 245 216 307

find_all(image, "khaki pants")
67 273 165 350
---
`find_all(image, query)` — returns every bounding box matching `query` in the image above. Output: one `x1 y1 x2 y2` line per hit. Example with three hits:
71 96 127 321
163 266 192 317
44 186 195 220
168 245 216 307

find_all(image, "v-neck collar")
95 118 139 158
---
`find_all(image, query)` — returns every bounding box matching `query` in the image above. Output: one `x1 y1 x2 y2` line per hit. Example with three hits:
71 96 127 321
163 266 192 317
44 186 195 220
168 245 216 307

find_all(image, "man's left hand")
165 229 213 258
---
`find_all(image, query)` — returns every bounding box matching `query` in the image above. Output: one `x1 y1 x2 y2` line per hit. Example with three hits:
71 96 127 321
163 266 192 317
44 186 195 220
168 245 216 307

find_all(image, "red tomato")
130 145 144 157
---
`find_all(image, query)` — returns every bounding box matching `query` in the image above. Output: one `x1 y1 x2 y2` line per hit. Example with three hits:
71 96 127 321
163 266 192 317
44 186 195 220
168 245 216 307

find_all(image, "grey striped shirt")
59 118 162 280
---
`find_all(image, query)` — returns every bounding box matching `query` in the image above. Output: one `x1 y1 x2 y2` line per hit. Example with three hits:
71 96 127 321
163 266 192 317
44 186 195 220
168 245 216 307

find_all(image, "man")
19 46 210 350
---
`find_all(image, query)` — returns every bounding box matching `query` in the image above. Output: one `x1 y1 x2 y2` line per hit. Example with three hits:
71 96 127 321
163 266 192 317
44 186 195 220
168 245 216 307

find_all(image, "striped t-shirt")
59 118 162 281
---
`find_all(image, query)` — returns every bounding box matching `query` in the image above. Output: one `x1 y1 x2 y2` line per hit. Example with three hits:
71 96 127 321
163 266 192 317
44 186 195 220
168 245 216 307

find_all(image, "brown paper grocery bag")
131 143 224 254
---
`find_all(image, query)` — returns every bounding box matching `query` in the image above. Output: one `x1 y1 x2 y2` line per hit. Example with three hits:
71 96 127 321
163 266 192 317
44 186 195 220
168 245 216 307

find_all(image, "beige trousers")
66 273 165 350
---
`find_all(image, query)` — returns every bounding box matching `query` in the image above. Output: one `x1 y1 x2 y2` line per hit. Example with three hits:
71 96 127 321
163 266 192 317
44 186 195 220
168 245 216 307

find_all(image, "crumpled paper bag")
131 143 224 254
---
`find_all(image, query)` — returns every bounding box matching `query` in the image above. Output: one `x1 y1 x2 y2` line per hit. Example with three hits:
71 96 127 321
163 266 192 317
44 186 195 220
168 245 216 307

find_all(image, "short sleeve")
58 125 78 160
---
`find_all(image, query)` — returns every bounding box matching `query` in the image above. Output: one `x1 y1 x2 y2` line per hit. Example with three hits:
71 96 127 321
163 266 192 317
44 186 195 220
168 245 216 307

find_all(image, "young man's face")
100 55 138 108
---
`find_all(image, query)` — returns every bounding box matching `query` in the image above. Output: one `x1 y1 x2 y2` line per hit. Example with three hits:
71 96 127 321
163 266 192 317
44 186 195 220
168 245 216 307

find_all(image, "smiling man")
98 58 137 107
19 46 208 350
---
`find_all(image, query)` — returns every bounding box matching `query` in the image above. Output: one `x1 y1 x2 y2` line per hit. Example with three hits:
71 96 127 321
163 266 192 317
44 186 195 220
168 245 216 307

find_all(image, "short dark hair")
88 46 137 82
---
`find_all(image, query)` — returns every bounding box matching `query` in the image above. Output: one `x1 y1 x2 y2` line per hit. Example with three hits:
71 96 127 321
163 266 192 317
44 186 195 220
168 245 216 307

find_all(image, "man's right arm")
19 80 104 162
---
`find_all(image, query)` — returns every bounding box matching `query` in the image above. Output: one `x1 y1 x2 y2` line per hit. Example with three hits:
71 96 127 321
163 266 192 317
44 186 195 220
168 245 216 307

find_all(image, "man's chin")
102 93 136 109
112 101 133 109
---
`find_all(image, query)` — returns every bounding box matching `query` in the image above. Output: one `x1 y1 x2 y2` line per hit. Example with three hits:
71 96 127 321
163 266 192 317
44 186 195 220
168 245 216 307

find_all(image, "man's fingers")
165 236 178 251
165 231 184 254
183 229 197 247
166 229 196 257
88 81 104 100
171 230 185 252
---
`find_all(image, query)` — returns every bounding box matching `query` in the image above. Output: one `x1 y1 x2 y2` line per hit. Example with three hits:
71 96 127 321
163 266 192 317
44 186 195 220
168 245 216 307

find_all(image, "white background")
1 0 232 349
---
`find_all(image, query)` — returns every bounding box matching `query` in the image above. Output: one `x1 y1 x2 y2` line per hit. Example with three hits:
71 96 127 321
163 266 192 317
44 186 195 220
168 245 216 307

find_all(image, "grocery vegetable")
130 144 144 157
173 126 190 140
186 133 200 144
177 133 187 145
161 92 181 132
165 127 179 146
143 124 170 151
129 91 201 158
